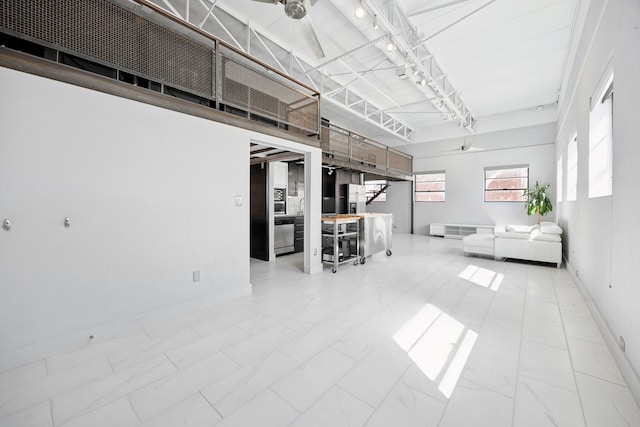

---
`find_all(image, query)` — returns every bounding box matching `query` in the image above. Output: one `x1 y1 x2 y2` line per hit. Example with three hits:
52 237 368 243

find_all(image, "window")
557 155 563 202
415 171 445 202
567 134 578 201
484 165 528 202
589 71 613 198
365 180 387 202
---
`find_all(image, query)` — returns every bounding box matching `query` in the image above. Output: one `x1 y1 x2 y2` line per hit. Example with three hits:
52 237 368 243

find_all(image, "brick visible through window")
415 171 445 202
484 166 528 202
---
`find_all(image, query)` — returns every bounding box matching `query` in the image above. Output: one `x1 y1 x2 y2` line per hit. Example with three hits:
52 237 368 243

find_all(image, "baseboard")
564 257 640 407
0 283 252 372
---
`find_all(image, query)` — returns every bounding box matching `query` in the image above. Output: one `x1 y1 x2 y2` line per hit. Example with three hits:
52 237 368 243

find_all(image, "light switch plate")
235 196 243 206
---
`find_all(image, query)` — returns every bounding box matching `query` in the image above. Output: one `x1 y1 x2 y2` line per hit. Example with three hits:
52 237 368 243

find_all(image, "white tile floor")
1 234 639 426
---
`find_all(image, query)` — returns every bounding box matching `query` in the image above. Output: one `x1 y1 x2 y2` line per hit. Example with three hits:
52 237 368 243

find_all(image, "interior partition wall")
0 65 323 371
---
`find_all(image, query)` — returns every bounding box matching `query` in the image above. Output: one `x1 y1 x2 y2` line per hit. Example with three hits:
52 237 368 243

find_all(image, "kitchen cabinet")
294 216 304 253
288 163 304 196
273 161 288 189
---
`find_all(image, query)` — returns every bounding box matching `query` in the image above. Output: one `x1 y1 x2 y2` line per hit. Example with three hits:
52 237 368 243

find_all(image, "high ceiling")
147 0 581 150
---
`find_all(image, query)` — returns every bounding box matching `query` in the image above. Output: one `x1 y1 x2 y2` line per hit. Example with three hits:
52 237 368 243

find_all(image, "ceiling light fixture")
355 2 366 19
373 16 379 29
385 38 395 51
420 77 426 86
322 165 336 175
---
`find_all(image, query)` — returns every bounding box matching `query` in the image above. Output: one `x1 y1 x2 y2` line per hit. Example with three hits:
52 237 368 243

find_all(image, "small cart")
322 215 363 273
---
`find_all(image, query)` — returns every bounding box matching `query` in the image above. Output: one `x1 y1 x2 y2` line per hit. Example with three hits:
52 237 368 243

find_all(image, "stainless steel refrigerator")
344 184 366 214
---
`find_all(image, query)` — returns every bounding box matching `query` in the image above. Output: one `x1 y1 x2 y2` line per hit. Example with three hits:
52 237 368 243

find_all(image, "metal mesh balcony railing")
322 124 412 177
0 0 320 136
1 0 411 178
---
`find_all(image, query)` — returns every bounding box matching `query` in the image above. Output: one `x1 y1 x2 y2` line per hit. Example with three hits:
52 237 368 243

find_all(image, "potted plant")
523 181 552 224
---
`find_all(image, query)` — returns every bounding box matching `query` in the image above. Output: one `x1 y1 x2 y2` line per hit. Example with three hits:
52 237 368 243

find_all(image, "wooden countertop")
321 215 363 222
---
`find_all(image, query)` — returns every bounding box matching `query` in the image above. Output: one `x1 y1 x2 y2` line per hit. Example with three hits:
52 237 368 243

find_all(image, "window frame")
567 133 578 202
588 70 613 199
483 165 529 203
557 155 563 203
414 170 446 202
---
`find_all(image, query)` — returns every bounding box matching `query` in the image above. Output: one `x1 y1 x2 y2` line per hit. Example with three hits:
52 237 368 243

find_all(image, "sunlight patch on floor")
393 303 478 399
459 264 504 291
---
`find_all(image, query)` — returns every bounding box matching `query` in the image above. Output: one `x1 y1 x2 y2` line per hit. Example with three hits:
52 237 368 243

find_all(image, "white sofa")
463 222 563 268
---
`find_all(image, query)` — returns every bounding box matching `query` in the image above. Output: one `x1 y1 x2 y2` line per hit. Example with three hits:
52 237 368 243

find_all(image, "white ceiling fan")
444 137 484 153
249 0 325 58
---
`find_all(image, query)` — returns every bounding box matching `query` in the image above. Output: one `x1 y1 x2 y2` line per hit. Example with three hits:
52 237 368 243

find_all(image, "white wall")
0 67 323 368
410 124 557 235
555 0 640 394
367 181 412 233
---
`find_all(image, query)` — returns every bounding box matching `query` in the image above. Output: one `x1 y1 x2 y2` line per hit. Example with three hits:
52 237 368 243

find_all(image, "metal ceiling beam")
153 0 414 141
362 0 475 132
195 0 244 50
337 59 401 108
407 0 473 18
160 0 182 18
251 29 288 74
292 55 320 90
250 151 304 165
197 0 218 28
303 36 387 76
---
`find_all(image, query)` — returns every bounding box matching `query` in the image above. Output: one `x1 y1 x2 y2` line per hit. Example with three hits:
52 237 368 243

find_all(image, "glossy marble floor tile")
1 234 639 426
513 376 585 427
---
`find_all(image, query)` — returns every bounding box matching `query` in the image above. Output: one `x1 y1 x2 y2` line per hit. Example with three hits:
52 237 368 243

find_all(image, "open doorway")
248 139 322 275
249 159 304 261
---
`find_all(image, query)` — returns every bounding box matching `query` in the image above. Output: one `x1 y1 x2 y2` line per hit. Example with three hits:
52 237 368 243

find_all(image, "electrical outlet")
313 248 317 255
193 270 200 282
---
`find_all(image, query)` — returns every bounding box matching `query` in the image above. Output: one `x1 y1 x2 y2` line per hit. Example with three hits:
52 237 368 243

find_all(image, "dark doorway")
250 163 269 260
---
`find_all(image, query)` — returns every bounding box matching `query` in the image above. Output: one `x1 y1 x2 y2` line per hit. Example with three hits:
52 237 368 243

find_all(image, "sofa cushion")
505 224 539 233
540 222 563 235
531 229 562 242
495 231 530 239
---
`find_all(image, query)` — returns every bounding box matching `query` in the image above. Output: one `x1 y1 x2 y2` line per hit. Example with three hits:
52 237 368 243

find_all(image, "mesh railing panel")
389 150 412 174
1 0 414 164
326 128 351 159
0 0 214 96
351 137 387 169
220 57 318 134
323 126 413 176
